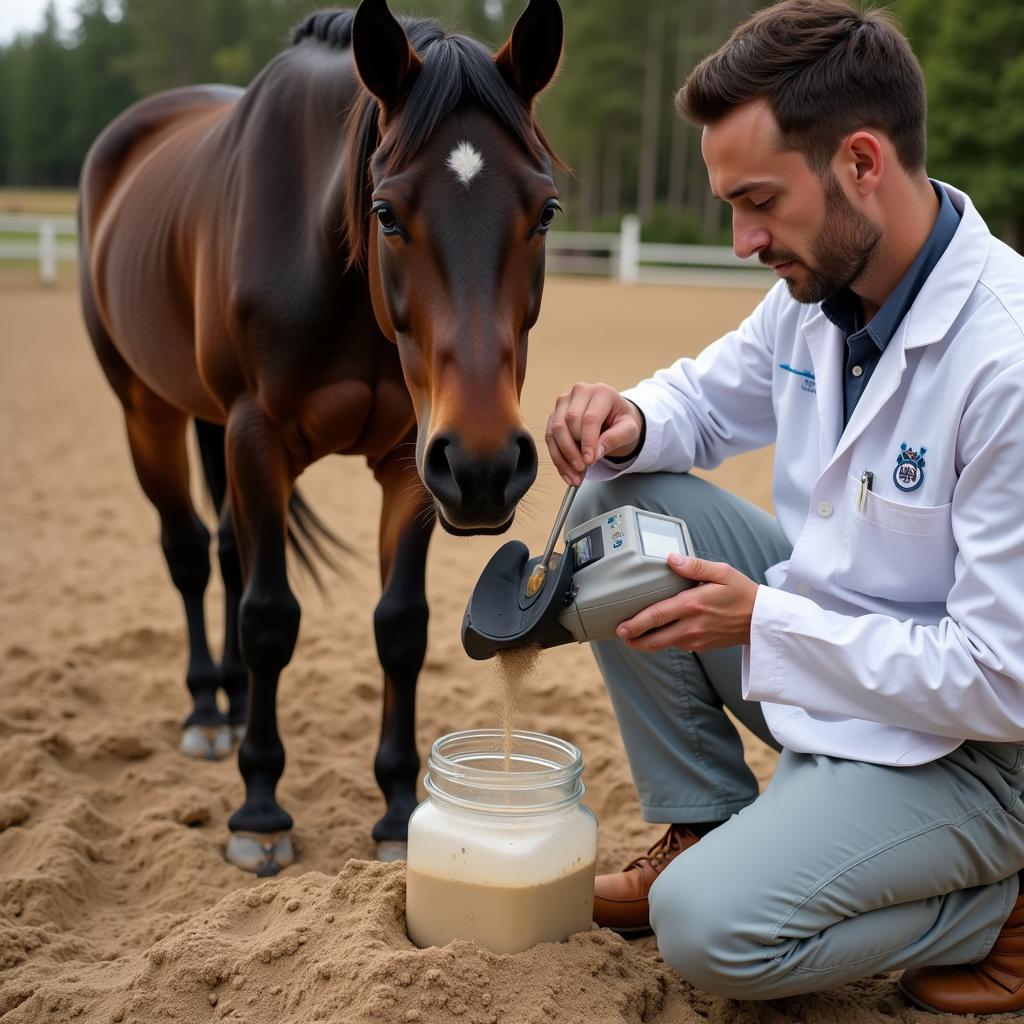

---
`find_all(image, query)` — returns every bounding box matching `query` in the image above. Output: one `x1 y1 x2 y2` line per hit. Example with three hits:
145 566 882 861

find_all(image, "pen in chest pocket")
858 470 875 512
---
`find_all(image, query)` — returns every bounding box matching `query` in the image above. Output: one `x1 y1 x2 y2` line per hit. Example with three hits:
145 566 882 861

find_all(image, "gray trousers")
569 473 1024 999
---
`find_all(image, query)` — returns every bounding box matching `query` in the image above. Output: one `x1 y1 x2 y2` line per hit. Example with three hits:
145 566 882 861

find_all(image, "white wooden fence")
546 214 772 288
0 214 78 285
1 212 772 289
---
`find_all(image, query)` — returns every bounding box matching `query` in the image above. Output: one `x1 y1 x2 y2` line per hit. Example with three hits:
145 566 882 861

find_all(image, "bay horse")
77 0 563 873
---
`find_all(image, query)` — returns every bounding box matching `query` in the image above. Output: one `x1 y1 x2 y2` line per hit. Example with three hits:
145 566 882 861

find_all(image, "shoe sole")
897 981 1024 1018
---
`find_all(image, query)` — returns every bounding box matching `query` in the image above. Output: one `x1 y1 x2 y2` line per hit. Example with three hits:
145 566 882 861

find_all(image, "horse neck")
227 45 363 269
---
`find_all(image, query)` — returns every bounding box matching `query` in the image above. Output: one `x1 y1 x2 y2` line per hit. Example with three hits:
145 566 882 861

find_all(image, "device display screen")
572 534 592 568
637 513 685 559
571 525 604 570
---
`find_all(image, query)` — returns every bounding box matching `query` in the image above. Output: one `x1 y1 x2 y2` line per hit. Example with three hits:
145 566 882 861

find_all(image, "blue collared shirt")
822 181 961 427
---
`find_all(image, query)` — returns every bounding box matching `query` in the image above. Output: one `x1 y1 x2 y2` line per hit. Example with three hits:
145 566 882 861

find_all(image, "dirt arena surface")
1 277 966 1022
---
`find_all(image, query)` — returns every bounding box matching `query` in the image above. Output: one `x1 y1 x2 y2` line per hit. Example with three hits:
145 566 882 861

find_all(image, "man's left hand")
615 555 759 653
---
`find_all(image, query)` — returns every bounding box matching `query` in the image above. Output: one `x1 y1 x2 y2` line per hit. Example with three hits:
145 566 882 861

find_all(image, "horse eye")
537 201 560 234
375 204 399 234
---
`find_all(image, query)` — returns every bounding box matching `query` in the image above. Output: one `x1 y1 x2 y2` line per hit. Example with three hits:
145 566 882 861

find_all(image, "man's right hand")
545 382 645 486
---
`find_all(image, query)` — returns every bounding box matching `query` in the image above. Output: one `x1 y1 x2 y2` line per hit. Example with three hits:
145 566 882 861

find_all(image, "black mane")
291 8 557 269
292 10 359 49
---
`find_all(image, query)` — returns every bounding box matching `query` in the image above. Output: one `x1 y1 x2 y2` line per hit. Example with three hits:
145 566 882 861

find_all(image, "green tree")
405 0 517 46
66 0 137 168
0 46 16 183
539 0 647 228
2 0 1019 251
5 3 76 184
900 0 1024 246
118 0 209 93
245 0 322 73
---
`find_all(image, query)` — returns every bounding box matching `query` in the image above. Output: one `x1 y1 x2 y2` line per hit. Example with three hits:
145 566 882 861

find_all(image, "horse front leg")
222 399 299 876
370 445 436 861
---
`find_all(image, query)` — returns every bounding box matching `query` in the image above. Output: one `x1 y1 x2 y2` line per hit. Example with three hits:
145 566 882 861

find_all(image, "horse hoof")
376 840 407 863
225 831 295 876
180 724 233 761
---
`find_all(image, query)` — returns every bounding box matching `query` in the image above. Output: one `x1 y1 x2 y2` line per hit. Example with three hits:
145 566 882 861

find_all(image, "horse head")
348 0 563 535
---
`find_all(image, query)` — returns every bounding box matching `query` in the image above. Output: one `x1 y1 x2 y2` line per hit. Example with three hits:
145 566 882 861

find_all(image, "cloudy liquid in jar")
405 859 595 954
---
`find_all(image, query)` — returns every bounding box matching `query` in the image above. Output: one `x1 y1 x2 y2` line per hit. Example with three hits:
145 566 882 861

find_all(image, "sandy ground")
0 277 970 1022
0 189 78 215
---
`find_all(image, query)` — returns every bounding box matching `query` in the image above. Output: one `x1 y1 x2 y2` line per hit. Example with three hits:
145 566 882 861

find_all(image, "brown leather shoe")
899 884 1024 1015
593 824 701 934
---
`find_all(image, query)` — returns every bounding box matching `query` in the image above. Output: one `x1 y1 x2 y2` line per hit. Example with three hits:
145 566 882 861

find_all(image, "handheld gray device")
462 501 697 660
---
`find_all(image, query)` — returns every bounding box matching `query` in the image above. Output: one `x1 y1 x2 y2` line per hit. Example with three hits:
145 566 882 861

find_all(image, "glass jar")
405 729 597 954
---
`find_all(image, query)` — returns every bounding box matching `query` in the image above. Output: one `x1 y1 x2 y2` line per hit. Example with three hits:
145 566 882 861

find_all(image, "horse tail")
193 418 351 591
286 488 352 589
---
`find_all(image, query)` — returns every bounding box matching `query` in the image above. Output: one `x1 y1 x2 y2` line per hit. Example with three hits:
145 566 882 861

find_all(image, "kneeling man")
546 1 1024 1013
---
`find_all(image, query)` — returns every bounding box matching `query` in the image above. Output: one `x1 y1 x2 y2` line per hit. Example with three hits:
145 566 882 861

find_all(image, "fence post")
39 219 57 286
618 214 640 283
614 212 638 284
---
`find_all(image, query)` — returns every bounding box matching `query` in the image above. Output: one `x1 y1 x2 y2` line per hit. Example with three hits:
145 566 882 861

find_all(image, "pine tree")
900 0 1024 246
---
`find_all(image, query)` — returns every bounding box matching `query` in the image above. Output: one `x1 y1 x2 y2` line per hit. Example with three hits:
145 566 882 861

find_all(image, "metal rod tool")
526 483 578 597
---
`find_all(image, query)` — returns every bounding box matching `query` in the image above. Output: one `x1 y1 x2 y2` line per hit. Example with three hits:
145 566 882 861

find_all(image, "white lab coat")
590 183 1024 765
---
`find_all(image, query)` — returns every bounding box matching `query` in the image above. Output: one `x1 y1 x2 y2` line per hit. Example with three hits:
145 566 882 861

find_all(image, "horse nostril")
423 433 460 507
505 432 538 506
423 430 537 521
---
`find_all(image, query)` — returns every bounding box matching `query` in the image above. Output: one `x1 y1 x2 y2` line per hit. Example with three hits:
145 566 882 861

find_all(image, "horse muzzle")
422 429 537 534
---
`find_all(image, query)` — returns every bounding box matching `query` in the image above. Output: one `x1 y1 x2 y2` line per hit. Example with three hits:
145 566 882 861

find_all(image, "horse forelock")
341 26 557 271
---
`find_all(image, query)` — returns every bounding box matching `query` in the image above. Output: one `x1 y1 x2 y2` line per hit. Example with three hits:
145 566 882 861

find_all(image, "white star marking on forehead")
446 141 484 188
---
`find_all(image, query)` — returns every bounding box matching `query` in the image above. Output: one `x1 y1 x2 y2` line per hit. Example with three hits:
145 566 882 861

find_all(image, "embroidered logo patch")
779 363 816 394
893 442 926 492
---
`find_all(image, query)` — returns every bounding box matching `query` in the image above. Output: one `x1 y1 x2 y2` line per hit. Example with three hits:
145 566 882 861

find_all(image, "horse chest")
288 369 415 467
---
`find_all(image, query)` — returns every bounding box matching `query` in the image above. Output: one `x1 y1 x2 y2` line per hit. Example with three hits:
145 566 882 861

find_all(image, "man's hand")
545 382 644 486
615 554 759 653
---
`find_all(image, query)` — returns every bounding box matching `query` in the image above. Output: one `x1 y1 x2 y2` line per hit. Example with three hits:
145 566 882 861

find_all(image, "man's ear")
494 0 563 107
352 0 422 115
844 130 884 197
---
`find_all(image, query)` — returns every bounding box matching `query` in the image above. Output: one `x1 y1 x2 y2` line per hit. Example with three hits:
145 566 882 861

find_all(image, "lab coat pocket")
837 475 955 603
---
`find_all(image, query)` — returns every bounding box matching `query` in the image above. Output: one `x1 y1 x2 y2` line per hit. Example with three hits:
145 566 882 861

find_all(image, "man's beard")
761 174 882 304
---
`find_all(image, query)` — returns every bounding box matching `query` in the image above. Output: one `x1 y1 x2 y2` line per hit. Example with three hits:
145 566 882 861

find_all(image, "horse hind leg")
194 419 248 740
80 276 227 758
122 389 231 760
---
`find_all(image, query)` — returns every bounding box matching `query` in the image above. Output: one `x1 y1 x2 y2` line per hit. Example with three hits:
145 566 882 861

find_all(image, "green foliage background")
2 0 1021 246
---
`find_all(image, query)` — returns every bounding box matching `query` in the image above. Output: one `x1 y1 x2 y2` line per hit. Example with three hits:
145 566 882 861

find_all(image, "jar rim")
424 729 584 814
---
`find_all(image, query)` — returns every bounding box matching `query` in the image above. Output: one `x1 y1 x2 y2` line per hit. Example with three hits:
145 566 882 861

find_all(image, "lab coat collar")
902 183 990 351
803 182 992 471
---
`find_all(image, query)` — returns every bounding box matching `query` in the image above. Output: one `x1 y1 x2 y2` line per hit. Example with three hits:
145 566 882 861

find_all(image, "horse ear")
494 0 563 107
352 0 422 113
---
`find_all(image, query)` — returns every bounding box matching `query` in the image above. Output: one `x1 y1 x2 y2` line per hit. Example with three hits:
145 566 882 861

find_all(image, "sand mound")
0 854 973 1024
4 862 675 1024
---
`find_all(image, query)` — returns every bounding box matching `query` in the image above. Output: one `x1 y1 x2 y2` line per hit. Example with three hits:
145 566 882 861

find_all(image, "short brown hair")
678 0 926 174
